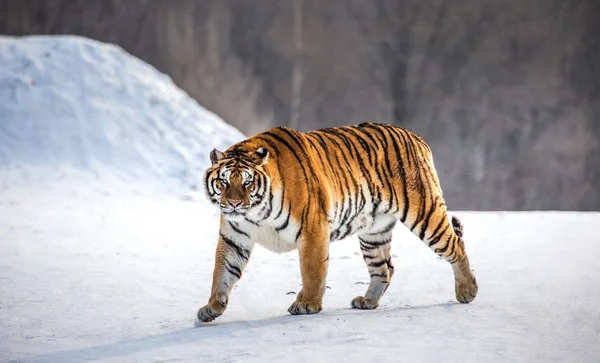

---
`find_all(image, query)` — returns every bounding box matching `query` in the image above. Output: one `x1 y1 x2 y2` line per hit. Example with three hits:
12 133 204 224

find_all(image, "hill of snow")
0 35 244 193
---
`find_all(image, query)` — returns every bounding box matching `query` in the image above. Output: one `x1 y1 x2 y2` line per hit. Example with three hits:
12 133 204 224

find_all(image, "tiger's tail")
451 215 464 237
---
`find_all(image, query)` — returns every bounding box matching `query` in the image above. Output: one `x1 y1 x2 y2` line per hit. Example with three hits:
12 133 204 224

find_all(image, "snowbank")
0 35 244 192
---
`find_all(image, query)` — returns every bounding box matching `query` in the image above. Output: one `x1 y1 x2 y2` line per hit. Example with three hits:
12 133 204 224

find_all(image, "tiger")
197 122 478 322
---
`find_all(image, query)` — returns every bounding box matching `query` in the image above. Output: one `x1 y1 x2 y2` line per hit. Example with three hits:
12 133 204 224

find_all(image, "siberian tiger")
198 122 478 322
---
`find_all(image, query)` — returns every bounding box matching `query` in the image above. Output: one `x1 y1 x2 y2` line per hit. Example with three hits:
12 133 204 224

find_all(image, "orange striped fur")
198 122 478 322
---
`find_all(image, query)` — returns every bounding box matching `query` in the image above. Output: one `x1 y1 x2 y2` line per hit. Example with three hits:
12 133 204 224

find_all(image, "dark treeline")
1 0 599 210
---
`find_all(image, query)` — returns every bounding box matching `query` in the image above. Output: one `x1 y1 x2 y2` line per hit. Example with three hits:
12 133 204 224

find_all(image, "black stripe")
408 142 434 233
383 125 410 221
428 224 450 247
371 126 399 214
419 196 439 239
367 221 396 235
344 126 376 167
368 260 387 268
334 128 374 217
435 235 453 254
244 217 259 226
330 229 340 241
276 128 325 211
336 225 354 241
220 233 251 260
224 261 242 279
427 213 447 243
399 132 423 225
385 259 394 269
295 206 309 242
256 189 273 221
319 131 357 227
360 244 378 251
361 240 392 247
254 173 263 195
275 210 291 231
360 238 391 247
261 131 310 188
274 185 286 220
316 132 352 225
262 129 325 230
205 309 219 319
335 128 374 195
305 134 333 177
446 235 457 257
359 125 387 204
417 140 439 234
228 222 250 238
363 124 398 215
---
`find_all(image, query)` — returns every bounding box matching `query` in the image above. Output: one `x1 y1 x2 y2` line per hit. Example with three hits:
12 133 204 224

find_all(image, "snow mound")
0 35 244 192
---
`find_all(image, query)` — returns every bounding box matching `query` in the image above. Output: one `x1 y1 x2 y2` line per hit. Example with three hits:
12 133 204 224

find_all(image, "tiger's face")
204 146 270 220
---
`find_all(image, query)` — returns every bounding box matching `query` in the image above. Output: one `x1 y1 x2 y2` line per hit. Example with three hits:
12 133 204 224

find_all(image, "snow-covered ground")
1 35 599 363
1 186 599 363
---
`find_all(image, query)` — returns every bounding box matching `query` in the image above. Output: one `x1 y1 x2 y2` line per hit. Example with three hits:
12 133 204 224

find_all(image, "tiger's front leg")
288 219 329 315
198 227 254 323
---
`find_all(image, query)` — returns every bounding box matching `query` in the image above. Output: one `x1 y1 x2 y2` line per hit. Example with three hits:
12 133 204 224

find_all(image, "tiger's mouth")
223 209 244 215
220 205 250 218
221 210 248 221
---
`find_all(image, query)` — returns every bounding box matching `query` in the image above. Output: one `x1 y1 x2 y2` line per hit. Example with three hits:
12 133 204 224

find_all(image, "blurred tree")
0 0 598 210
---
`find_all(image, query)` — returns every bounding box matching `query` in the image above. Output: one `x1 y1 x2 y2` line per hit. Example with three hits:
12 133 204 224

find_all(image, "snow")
1 184 599 362
0 35 244 194
1 35 599 362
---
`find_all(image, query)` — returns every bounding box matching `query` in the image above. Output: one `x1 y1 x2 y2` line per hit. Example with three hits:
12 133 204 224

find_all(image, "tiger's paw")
197 292 228 323
351 296 379 309
287 300 322 315
197 304 222 322
455 276 478 304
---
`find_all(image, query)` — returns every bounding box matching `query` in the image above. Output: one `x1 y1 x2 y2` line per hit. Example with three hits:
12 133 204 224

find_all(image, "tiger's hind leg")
446 216 478 303
352 219 396 309
404 204 478 303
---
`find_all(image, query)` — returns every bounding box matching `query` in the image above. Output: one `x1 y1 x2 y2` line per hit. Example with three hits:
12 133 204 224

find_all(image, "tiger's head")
204 145 271 220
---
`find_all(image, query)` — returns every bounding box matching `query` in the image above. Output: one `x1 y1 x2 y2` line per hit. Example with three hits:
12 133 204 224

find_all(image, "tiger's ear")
251 147 269 165
210 149 225 165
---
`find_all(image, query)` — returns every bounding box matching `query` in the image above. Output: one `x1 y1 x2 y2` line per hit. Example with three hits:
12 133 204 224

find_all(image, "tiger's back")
197 122 478 322
303 123 442 242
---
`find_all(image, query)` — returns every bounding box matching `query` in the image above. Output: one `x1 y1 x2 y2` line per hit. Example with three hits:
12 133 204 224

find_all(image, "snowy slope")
0 35 244 193
0 185 599 363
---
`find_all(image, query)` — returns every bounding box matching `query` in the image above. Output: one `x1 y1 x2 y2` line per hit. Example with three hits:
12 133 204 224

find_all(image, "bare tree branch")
289 0 303 129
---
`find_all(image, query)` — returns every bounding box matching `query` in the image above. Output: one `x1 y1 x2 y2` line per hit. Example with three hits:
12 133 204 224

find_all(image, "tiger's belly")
257 226 298 253
330 210 396 241
239 221 299 253
237 205 395 252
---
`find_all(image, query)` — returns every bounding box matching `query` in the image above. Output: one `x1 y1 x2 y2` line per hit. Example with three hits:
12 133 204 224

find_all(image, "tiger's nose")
228 199 242 208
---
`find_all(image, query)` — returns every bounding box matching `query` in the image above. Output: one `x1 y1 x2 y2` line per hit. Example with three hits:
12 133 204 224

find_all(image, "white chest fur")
236 220 300 253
